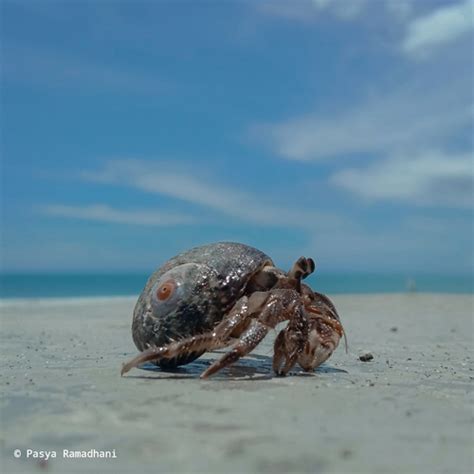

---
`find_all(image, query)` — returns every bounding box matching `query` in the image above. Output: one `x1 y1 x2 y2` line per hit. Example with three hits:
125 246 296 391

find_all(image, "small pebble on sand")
359 352 374 362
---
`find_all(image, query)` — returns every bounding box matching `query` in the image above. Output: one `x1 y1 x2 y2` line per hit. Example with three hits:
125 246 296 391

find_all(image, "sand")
0 294 473 474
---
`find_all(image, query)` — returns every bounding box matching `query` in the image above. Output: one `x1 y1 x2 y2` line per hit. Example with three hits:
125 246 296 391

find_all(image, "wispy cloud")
40 204 196 226
2 43 167 94
256 0 368 22
251 55 472 209
402 0 474 57
256 1 473 60
385 0 413 21
331 150 473 208
305 214 473 273
82 159 342 228
251 80 472 161
311 0 368 20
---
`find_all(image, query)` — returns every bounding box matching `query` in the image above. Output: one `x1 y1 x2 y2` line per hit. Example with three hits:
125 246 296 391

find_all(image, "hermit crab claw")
311 291 348 353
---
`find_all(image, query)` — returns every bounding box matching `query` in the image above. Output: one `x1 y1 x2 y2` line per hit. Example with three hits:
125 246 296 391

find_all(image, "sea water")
0 272 471 299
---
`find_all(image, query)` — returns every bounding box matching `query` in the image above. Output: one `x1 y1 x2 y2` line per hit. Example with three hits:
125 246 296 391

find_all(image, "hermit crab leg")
121 296 252 375
121 333 228 376
272 304 309 376
306 306 344 336
200 319 270 378
201 289 304 379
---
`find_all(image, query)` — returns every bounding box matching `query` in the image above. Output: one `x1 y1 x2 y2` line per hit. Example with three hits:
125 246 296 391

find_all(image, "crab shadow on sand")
123 351 348 381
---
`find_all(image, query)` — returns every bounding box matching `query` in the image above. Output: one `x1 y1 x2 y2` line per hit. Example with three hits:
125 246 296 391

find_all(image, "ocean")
0 273 472 299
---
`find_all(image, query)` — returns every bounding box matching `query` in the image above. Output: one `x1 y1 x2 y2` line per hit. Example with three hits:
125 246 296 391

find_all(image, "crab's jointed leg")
272 304 309 376
201 256 318 378
200 289 305 378
199 319 269 378
121 296 252 375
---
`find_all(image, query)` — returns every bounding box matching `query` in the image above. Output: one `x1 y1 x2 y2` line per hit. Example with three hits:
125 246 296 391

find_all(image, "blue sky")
1 0 473 274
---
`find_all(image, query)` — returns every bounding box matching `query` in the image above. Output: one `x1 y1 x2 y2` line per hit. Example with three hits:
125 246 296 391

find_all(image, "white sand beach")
1 294 473 474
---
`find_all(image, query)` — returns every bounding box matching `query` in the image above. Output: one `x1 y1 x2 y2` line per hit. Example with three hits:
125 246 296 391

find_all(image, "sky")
1 0 473 274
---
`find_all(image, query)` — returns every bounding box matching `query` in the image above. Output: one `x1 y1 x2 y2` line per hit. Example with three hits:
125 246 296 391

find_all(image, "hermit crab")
121 242 345 378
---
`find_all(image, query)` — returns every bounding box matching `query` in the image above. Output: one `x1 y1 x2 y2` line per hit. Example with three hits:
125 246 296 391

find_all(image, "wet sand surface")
1 294 473 473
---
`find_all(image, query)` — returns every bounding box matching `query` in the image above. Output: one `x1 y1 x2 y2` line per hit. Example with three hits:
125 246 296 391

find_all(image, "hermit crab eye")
156 280 176 301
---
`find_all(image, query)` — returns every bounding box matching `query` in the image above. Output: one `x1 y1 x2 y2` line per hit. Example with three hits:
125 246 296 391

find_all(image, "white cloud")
385 0 413 21
3 43 166 94
330 150 473 208
311 0 368 20
256 1 314 22
257 0 368 22
40 204 196 226
402 0 474 57
252 78 473 209
257 0 421 23
82 159 343 228
252 81 472 161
